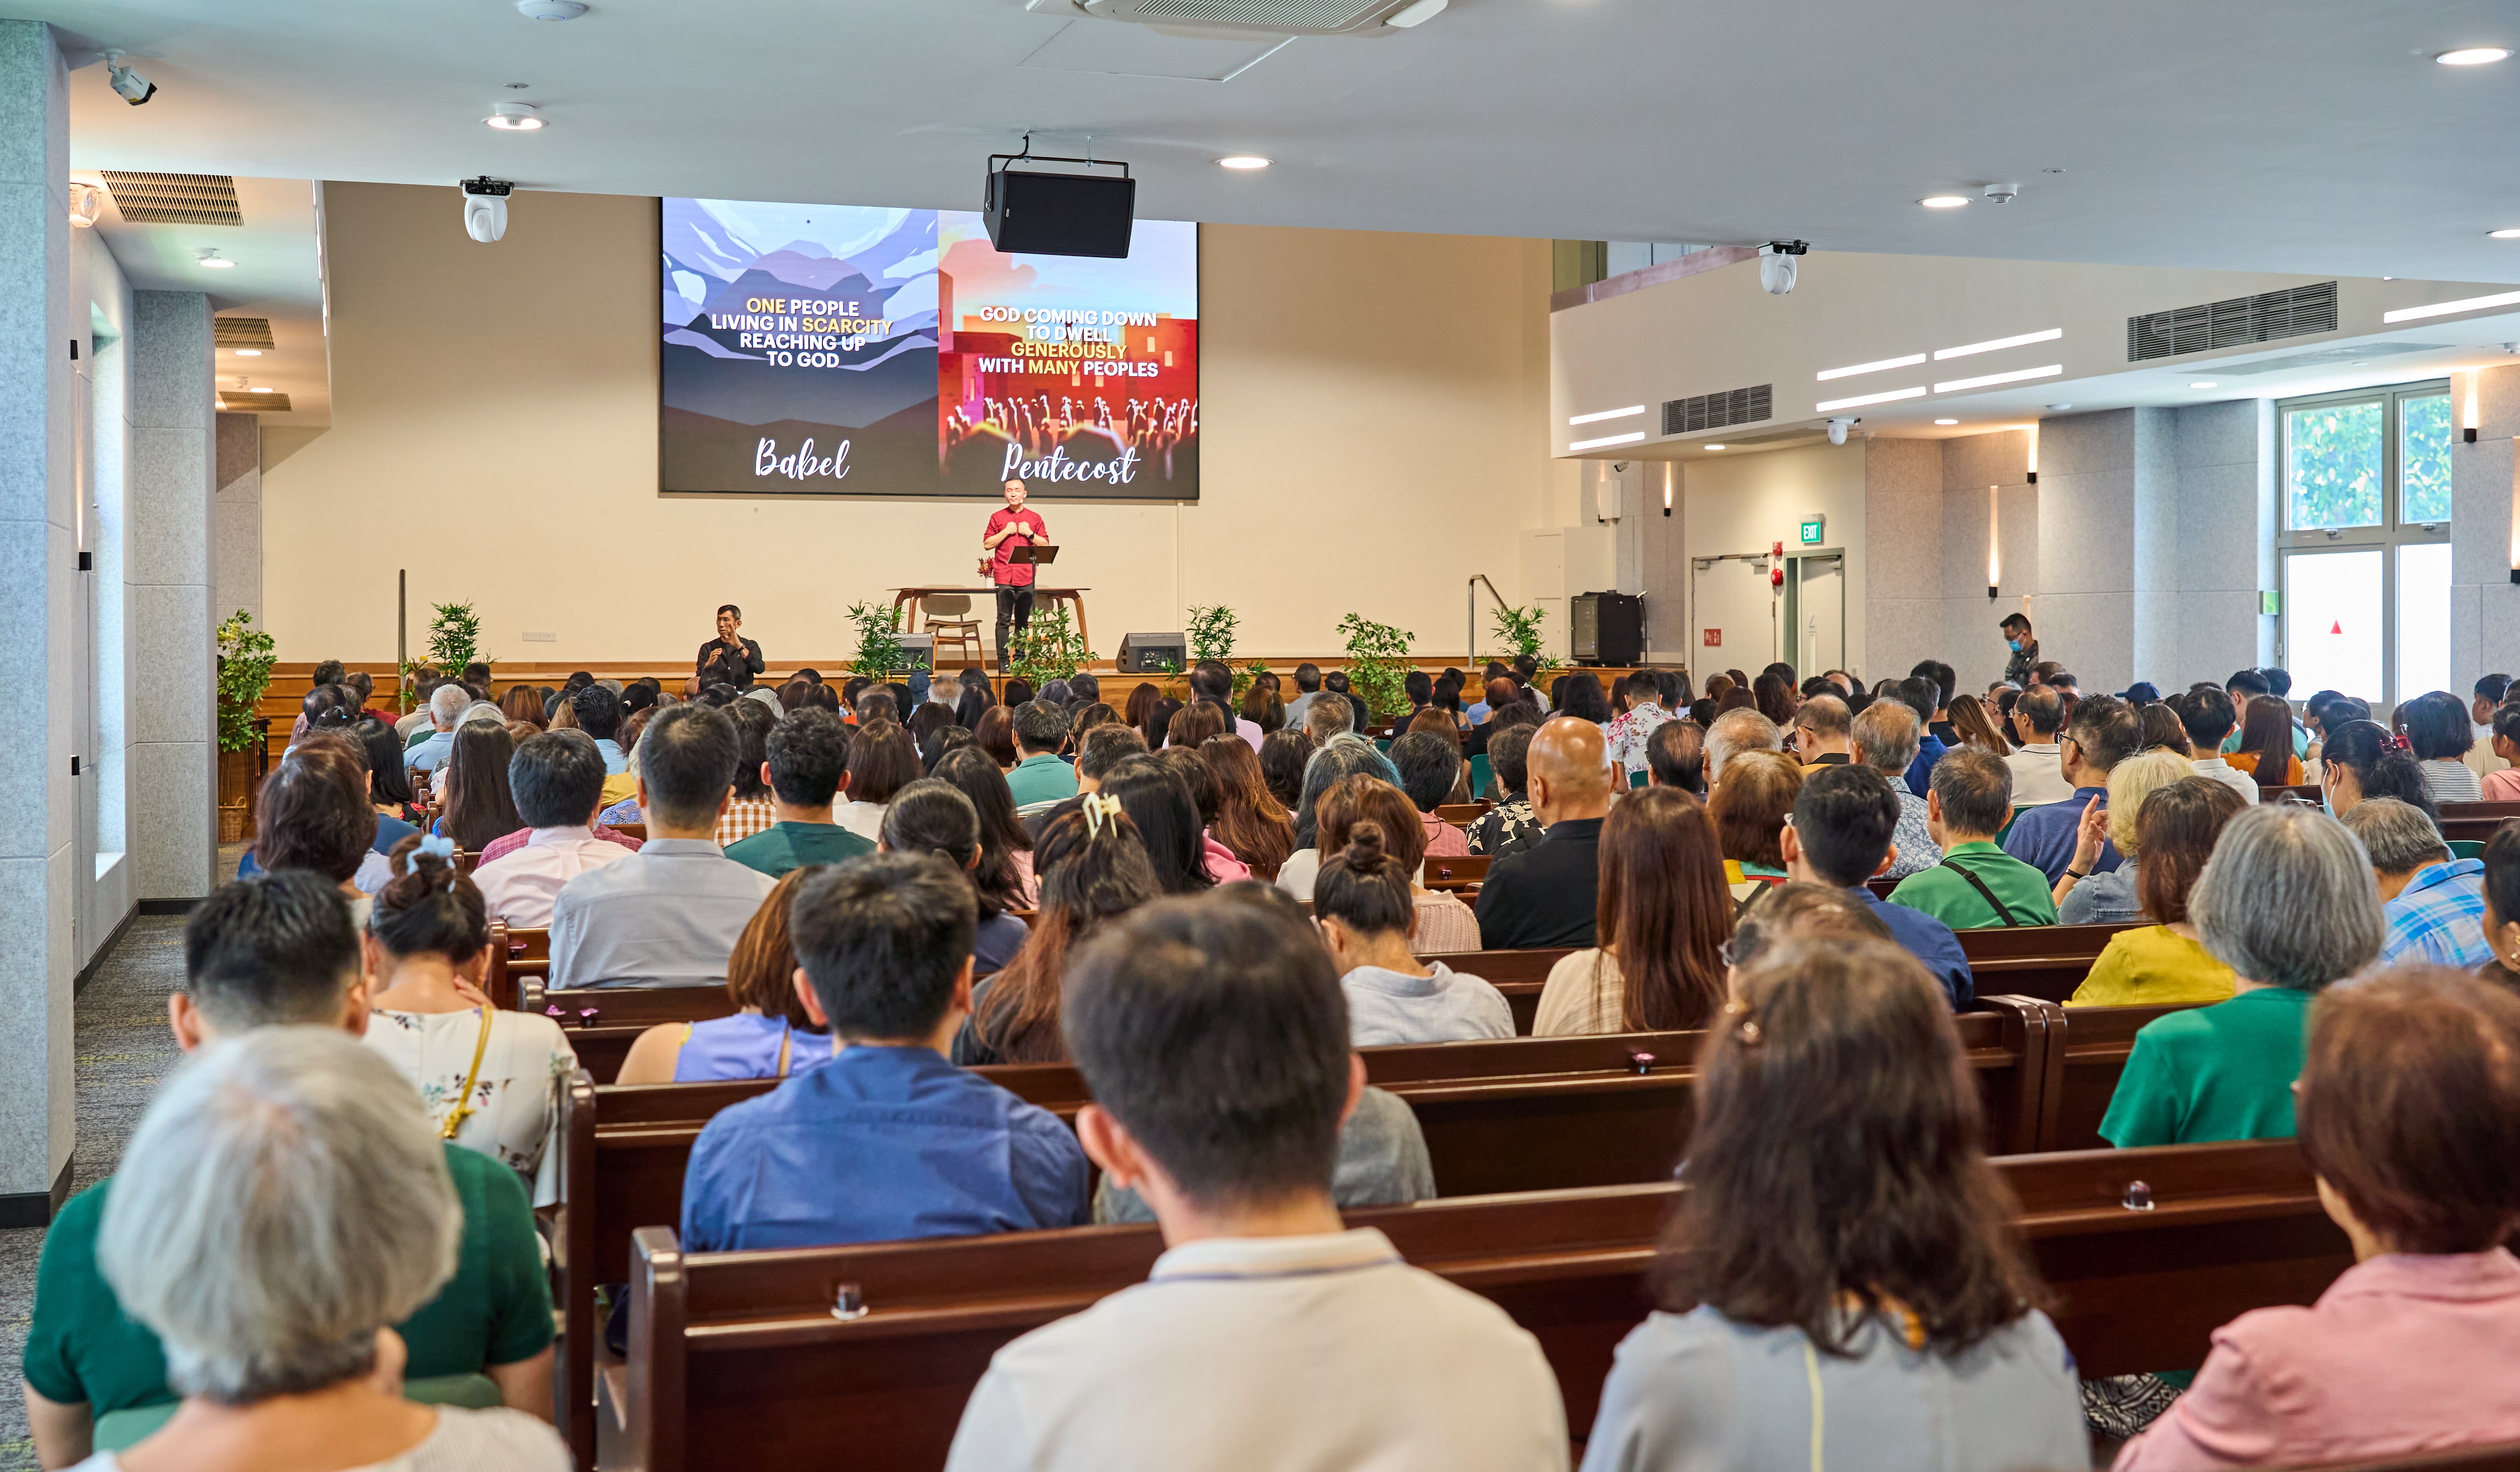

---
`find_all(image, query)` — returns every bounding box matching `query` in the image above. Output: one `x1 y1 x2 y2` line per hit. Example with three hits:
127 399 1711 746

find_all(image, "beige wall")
262 183 1555 663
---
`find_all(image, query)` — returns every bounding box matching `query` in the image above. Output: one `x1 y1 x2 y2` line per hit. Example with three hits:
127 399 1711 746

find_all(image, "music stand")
1011 545 1058 568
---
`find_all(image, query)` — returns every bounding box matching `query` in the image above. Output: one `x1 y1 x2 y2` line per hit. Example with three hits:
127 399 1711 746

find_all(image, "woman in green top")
2070 778 2247 1007
2100 804 2383 1147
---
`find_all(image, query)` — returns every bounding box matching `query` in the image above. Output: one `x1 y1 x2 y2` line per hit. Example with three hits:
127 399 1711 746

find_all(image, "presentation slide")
658 198 1198 500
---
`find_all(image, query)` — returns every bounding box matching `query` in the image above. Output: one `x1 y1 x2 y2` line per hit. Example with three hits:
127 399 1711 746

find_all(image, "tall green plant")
1490 602 1549 666
845 600 905 677
1010 604 1098 689
214 610 276 755
1336 613 1415 719
423 601 490 676
1186 604 1239 665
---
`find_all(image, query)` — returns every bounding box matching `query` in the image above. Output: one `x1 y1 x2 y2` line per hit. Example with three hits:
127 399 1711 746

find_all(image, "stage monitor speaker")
1116 632 1186 675
1570 592 1644 665
984 167 1137 259
894 633 936 673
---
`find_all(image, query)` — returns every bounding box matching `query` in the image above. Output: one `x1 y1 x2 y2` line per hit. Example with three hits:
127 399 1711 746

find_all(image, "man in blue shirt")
401 683 469 773
2341 797 2495 967
570 684 629 775
680 852 1089 1251
1781 763 1974 1009
2004 692 2138 884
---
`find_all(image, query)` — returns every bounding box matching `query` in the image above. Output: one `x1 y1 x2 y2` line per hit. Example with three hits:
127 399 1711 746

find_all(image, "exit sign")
1703 628 1722 647
1798 518 1826 544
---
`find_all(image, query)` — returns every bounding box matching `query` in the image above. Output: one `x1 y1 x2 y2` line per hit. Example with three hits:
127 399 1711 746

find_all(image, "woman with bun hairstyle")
360 834 579 1204
956 800 1162 1065
2320 719 2441 825
1316 818 1512 1046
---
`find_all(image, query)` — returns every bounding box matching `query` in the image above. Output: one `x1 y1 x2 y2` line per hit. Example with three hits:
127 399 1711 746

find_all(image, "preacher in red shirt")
982 479 1048 672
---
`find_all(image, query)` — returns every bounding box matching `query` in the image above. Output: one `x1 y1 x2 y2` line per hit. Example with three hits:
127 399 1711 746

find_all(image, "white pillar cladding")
0 19 76 1220
2453 364 2520 685
2031 408 2173 698
1637 460 1684 663
215 411 262 630
2171 400 2279 682
1862 436 1942 679
127 291 217 901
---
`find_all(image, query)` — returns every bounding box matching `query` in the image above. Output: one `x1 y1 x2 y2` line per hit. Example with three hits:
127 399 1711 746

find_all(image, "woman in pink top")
2115 965 2520 1471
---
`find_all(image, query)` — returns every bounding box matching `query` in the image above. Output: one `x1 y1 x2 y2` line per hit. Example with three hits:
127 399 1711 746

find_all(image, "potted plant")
215 610 276 840
844 600 906 679
1336 612 1415 721
403 601 490 697
1491 601 1555 681
1009 604 1098 691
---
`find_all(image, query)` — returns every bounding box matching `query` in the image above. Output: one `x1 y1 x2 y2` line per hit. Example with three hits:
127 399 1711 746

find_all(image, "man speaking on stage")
981 478 1047 672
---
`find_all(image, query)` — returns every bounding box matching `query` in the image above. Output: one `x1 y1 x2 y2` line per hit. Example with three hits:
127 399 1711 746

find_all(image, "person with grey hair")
1004 699 1079 810
1303 686 1356 744
22 873 556 1467
403 682 472 774
1791 693 1854 769
1274 736 1405 901
1703 707 1782 787
2101 804 2384 1148
2339 797 2492 967
1851 699 1940 880
2003 684 2076 806
77 1029 568 1471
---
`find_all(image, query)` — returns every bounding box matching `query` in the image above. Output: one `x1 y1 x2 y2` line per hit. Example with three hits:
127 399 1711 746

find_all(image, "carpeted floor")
0 841 245 1471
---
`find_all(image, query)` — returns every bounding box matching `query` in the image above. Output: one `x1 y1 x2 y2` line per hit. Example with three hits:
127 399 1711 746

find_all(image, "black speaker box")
1570 592 1644 665
984 169 1136 259
1117 632 1186 674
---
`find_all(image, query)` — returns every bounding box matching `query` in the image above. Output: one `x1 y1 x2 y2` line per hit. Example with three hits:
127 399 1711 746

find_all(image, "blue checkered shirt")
2379 859 2493 968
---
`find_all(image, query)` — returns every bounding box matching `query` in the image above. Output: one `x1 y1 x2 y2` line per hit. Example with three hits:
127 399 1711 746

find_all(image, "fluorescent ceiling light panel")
2384 289 2520 322
1569 431 1646 451
1933 364 2063 393
1933 328 2063 361
1814 386 1927 412
1815 352 1927 382
1567 405 1645 426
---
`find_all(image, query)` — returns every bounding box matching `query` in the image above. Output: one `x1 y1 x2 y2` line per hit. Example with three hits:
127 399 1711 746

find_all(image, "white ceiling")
30 0 2520 285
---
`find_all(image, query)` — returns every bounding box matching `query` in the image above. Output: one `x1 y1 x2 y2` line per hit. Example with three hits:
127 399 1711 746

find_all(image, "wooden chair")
921 593 984 664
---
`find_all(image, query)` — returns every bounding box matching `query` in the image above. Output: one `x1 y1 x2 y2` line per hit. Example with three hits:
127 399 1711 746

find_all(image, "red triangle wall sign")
2330 621 2342 635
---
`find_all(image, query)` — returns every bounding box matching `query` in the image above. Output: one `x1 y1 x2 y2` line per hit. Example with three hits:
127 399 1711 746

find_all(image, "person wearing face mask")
1999 614 2039 688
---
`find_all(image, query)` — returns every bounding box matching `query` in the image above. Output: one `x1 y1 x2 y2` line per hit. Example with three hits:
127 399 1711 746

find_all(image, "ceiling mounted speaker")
1039 0 1444 37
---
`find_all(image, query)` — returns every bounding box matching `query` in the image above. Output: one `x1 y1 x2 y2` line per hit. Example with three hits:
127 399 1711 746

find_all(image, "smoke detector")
1030 0 1444 38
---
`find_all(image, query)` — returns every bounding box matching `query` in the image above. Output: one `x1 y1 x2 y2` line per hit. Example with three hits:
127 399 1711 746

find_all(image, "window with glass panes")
2276 381 2453 706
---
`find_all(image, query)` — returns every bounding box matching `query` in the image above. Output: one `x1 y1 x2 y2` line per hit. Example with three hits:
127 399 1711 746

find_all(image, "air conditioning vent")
1662 384 1772 436
215 317 276 350
2126 281 2337 362
216 390 291 413
100 171 242 226
1060 0 1439 35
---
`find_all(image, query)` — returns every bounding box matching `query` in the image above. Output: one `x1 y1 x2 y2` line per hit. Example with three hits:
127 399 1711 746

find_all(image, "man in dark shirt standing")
1475 717 1614 949
2000 613 2040 687
697 603 764 691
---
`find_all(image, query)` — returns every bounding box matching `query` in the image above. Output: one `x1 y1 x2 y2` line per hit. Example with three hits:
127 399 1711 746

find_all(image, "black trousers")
994 585 1035 667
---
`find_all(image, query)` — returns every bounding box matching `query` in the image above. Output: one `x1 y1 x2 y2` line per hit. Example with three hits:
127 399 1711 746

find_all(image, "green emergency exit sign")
1798 518 1825 545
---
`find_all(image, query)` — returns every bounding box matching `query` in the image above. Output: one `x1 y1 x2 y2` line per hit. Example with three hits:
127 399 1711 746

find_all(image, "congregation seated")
1316 821 1511 1045
470 730 631 929
1166 697 1231 751
958 801 1161 1065
1199 734 1296 882
1099 754 1223 894
1701 705 1779 786
943 893 1562 1472
2228 693 2307 789
1475 717 1611 950
1154 746 1253 882
2478 824 2520 990
23 874 555 1466
2115 966 2520 1469
1602 668 1683 776
243 737 387 915
973 704 1018 769
1849 699 1941 879
2054 748 2197 925
2400 688 2483 805
1316 772 1480 953
1275 735 1399 899
1021 721 1150 843
2102 803 2383 1147
1645 715 1706 798
712 699 779 847
352 715 427 830
2320 718 2440 824
403 682 469 772
1944 691 2012 757
931 743 1041 906
1724 880 1894 988
1389 730 1473 859
2070 777 2247 1006
1258 727 1311 812
1535 785 1728 1036
1304 679 1358 743
2341 796 2492 967
1888 748 2058 929
2002 684 2077 806
2484 702 2520 801
1580 936 2086 1472
2006 692 2138 883
836 718 920 843
722 707 872 878
880 780 1030 976
618 867 835 1083
363 837 578 1205
2172 686 2259 805
680 854 1090 1252
549 704 774 990
1708 749 1801 884
431 722 524 855
1781 764 1974 1009
1790 691 1853 771
1467 721 1541 856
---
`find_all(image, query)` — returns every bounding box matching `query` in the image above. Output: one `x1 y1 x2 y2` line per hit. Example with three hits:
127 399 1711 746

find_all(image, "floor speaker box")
1117 632 1187 674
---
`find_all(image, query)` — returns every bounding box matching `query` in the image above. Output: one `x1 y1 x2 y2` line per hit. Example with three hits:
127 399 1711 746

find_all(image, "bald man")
1475 716 1616 950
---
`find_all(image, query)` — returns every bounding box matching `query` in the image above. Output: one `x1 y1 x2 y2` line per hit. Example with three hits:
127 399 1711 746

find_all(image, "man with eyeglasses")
2002 693 2140 886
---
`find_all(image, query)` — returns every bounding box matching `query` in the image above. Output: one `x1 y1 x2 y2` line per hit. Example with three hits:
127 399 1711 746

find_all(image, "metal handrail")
1466 574 1506 669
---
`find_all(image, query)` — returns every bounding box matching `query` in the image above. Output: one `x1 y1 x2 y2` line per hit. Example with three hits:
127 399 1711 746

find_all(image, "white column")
127 291 216 901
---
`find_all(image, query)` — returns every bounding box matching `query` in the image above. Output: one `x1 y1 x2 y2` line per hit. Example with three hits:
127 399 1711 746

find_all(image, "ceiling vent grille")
100 171 242 226
1662 384 1772 436
2126 281 2337 362
217 390 291 413
215 317 275 350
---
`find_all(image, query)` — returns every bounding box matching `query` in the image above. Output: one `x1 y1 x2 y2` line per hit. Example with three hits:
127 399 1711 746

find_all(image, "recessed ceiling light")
515 0 588 18
485 102 544 130
196 249 235 269
2491 229 2520 240
233 348 263 356
2436 46 2510 65
1704 444 1726 451
1933 418 1958 425
1919 195 1970 209
2190 381 2218 389
1216 155 1271 170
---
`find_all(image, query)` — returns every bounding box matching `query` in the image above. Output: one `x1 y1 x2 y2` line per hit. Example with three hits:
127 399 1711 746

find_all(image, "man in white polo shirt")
943 895 1567 1472
2003 685 2078 808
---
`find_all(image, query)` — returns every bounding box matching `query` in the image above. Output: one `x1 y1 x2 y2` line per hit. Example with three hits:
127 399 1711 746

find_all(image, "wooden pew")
1423 854 1490 891
610 1139 2352 1472
526 976 740 1084
2437 802 2520 846
2037 1001 2198 1153
483 923 549 1012
1958 922 2140 1003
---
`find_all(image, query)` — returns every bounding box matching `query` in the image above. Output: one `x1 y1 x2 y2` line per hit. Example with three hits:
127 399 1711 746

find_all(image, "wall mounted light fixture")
2025 424 2039 484
1987 484 2000 599
2466 370 2482 443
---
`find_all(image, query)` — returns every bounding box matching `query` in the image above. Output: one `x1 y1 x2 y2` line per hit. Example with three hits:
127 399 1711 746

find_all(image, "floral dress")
364 1008 580 1206
1603 701 1674 775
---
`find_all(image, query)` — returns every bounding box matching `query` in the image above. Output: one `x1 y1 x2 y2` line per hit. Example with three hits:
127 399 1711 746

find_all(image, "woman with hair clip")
1580 935 2085 1471
933 744 1040 906
1536 785 1731 1036
615 868 833 1085
1200 733 1297 881
955 798 1161 1065
362 835 579 1205
1316 819 1511 1045
1097 754 1218 893
2320 719 2441 825
878 779 1031 976
432 722 524 855
2228 695 2304 788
